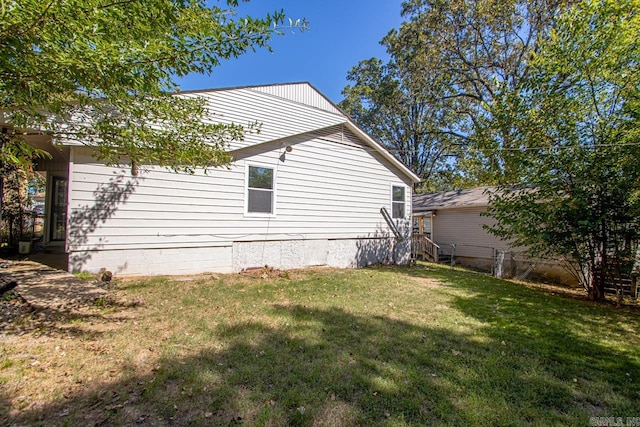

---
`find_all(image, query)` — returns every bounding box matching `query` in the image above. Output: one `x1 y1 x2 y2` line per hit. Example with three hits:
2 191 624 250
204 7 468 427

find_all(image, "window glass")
392 185 405 218
393 186 405 202
248 166 273 190
247 166 274 214
50 177 67 241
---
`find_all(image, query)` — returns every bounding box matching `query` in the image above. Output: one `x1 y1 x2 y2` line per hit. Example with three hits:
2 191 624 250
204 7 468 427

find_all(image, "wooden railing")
412 233 440 263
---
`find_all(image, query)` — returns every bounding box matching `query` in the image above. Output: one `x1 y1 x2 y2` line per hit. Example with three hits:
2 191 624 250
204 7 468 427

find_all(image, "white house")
28 83 420 275
413 187 574 284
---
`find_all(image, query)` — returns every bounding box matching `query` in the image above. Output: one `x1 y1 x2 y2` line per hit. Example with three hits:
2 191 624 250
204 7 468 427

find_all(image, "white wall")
432 207 508 258
66 127 412 275
181 87 346 151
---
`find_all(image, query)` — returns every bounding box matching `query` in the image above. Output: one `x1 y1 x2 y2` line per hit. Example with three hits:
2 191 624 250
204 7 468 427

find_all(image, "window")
392 185 405 219
247 165 274 214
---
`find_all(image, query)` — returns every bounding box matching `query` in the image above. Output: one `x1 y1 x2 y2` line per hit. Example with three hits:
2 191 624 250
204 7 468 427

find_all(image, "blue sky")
176 0 405 103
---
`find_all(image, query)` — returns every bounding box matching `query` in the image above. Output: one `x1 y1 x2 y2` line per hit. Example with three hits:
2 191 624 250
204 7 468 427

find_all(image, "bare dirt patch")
410 275 445 289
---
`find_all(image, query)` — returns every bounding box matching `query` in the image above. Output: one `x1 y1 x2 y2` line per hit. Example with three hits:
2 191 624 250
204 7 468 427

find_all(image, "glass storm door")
50 177 67 241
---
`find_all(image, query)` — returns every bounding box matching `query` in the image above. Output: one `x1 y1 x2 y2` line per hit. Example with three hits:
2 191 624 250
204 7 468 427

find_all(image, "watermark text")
590 417 640 427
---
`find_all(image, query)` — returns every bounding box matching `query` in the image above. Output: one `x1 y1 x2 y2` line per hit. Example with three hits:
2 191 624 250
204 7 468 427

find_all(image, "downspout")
380 207 403 240
380 207 402 265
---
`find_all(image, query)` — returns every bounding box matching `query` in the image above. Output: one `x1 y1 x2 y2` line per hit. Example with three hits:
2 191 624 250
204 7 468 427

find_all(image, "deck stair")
411 234 440 263
411 234 456 265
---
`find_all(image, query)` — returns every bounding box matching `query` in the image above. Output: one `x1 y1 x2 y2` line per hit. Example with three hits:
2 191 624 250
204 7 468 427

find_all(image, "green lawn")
2 263 639 426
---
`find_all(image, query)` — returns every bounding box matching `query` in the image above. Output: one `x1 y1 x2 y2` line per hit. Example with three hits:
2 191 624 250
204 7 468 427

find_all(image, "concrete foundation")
68 237 411 276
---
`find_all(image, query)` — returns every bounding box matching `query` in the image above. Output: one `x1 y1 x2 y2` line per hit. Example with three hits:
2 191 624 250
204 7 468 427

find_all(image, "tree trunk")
8 215 14 247
594 216 608 302
589 263 606 302
593 278 606 302
0 131 5 237
0 174 3 238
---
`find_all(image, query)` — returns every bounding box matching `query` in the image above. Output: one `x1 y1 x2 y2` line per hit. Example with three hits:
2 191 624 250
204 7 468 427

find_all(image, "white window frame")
391 184 407 219
245 163 277 217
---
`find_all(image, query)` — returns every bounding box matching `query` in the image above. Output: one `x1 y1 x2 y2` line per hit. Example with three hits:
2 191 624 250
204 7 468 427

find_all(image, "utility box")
18 241 31 254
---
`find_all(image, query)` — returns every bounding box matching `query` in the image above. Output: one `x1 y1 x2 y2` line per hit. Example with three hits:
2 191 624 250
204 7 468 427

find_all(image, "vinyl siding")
250 83 341 114
430 206 575 285
432 207 512 259
181 88 346 151
67 130 412 273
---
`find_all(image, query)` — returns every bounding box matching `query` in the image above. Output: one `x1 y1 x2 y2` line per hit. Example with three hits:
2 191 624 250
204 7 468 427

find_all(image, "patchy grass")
1 263 639 426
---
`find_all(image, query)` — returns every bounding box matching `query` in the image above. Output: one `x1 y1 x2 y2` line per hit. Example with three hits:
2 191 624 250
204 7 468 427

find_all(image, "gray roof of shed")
413 187 494 212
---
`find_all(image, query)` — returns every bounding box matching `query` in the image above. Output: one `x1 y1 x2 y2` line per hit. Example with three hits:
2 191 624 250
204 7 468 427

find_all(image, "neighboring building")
413 187 575 285
24 83 420 275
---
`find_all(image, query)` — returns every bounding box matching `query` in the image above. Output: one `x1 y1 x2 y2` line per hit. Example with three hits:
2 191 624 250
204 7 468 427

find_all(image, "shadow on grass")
1 294 142 340
4 269 640 426
399 263 640 415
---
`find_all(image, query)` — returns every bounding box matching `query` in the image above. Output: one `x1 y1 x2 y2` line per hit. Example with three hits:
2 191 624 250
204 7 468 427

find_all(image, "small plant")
99 269 113 282
93 296 108 307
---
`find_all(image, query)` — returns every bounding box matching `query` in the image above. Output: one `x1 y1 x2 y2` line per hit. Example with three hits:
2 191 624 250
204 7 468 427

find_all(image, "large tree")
340 58 462 191
0 0 304 173
341 0 564 188
486 0 640 301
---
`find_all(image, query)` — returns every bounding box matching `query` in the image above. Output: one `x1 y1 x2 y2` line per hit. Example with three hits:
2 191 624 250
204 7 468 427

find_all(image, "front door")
49 177 67 241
